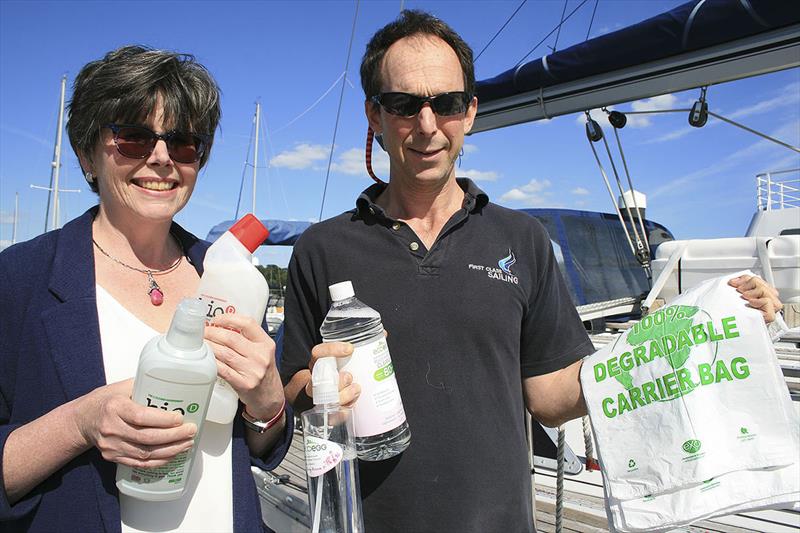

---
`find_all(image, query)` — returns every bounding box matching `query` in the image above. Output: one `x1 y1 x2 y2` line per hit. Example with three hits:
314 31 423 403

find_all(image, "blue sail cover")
206 219 311 246
476 0 800 104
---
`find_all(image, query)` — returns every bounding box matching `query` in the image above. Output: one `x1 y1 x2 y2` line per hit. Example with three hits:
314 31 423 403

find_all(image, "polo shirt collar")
355 177 489 221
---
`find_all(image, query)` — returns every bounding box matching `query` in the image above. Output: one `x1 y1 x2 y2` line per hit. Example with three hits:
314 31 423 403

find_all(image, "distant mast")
252 101 260 216
251 102 261 266
31 74 79 231
47 74 67 231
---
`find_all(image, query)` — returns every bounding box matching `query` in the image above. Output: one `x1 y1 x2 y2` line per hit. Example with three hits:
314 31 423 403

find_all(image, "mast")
252 101 260 215
32 75 79 231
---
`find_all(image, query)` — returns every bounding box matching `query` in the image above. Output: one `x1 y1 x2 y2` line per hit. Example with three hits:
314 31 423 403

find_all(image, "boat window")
780 228 800 236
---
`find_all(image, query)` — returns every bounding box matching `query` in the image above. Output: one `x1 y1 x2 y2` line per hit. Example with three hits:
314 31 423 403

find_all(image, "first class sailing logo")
467 248 519 285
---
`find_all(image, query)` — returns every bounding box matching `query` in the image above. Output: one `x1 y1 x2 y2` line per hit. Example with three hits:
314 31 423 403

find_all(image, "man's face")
366 35 477 187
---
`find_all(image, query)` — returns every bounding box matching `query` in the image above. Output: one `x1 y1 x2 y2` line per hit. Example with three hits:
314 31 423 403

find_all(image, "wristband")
242 398 286 434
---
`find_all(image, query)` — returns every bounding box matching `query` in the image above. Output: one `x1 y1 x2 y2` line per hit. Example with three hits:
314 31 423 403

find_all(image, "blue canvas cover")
476 0 800 104
206 219 312 246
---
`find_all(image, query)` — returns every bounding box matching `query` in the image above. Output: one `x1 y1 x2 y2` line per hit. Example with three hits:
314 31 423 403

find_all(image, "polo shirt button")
409 242 419 251
392 222 401 230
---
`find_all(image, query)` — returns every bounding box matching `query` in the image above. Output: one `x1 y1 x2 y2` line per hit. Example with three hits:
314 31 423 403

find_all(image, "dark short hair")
360 10 475 100
67 45 221 192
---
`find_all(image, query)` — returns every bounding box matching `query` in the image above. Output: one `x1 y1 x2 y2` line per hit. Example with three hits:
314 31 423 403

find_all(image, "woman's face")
84 97 200 225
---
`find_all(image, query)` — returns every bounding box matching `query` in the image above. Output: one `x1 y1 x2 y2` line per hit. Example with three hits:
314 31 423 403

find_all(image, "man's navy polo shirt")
282 178 594 532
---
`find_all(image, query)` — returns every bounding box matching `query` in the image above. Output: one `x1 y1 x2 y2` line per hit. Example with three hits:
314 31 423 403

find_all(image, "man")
279 10 783 532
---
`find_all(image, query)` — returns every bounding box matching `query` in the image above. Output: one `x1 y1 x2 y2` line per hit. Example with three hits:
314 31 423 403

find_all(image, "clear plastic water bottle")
320 281 411 461
302 358 363 533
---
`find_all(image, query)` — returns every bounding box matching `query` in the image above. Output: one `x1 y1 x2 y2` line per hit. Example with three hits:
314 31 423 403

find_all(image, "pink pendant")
149 288 164 306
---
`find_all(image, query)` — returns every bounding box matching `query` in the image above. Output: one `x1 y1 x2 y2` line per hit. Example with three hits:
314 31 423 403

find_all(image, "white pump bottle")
196 214 270 424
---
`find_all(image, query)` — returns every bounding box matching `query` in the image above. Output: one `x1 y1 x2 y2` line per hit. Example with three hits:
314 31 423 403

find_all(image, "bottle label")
305 435 343 477
340 337 407 437
123 381 209 487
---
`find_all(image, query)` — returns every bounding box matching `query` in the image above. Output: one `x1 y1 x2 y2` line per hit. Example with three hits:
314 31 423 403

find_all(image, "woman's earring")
85 171 94 184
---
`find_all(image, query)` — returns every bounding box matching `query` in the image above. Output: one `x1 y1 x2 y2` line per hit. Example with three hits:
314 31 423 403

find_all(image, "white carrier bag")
580 270 799 532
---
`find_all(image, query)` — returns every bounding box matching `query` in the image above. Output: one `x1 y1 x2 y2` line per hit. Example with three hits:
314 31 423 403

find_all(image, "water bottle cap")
329 281 354 302
228 214 269 253
312 357 339 405
165 298 207 351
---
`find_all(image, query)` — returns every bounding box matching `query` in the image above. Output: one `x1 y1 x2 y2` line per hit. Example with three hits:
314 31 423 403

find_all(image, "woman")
0 46 291 532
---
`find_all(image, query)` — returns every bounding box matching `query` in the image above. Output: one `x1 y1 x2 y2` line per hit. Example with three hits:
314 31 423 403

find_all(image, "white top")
328 280 354 302
96 285 233 533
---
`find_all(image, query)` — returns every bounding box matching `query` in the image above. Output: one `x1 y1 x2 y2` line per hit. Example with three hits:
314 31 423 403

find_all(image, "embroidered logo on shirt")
498 249 516 274
467 248 519 285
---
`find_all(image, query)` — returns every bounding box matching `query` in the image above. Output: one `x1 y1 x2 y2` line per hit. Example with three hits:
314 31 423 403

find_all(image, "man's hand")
728 274 783 323
74 379 196 468
305 341 361 408
204 313 285 421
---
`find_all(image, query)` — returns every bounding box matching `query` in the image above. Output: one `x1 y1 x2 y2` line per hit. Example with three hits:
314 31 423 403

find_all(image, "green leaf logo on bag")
682 439 702 454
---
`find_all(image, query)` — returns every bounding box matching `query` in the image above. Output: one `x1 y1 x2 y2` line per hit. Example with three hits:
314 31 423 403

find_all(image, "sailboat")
252 1 800 530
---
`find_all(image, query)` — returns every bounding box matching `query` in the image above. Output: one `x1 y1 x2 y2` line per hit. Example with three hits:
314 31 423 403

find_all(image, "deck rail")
757 169 800 211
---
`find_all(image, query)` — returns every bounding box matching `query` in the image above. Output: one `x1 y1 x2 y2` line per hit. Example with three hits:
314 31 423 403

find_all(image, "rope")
365 127 385 184
597 121 649 263
582 416 600 471
585 121 637 257
708 111 800 153
475 0 527 62
610 125 652 280
585 0 599 40
555 425 565 533
550 0 569 52
516 0 591 67
318 0 360 222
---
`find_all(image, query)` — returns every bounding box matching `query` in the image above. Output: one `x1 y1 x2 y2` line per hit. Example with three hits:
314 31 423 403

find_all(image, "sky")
1 0 798 267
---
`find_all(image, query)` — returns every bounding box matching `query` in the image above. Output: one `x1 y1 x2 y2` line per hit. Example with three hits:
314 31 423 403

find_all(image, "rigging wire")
475 0 528 62
259 108 292 219
318 0 360 222
585 0 600 40
273 71 347 134
234 113 257 219
609 123 651 255
515 0 591 67
550 0 570 52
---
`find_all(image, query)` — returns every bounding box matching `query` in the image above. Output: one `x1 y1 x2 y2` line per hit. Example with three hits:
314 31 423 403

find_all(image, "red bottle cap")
228 214 269 253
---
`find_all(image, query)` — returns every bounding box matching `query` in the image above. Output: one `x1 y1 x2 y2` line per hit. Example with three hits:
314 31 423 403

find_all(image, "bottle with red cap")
196 213 270 424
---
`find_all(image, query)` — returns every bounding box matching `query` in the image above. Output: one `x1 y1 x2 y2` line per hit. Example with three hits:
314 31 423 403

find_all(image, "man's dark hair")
360 10 475 100
67 45 221 192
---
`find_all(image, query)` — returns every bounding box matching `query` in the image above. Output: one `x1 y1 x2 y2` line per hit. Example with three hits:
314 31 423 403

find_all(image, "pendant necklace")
92 236 183 306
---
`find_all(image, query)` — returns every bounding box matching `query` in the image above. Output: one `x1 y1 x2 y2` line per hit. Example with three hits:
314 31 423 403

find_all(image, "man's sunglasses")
370 91 471 118
104 124 211 164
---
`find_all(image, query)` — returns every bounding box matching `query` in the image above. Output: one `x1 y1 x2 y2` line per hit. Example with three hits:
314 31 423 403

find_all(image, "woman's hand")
728 274 783 323
74 379 197 468
305 341 361 408
204 314 284 421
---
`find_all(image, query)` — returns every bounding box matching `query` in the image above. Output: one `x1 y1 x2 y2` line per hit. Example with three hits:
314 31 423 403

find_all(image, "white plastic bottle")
196 214 270 424
320 281 410 461
302 357 364 533
116 298 217 501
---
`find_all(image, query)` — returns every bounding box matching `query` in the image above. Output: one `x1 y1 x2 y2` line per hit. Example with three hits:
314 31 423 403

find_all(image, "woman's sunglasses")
104 124 211 164
370 91 471 118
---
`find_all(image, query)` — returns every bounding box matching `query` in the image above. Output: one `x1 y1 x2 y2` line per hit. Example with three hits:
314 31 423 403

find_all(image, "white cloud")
330 147 390 176
499 179 553 206
270 143 329 170
0 211 15 224
458 168 499 181
571 187 590 195
462 144 478 154
0 239 11 251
